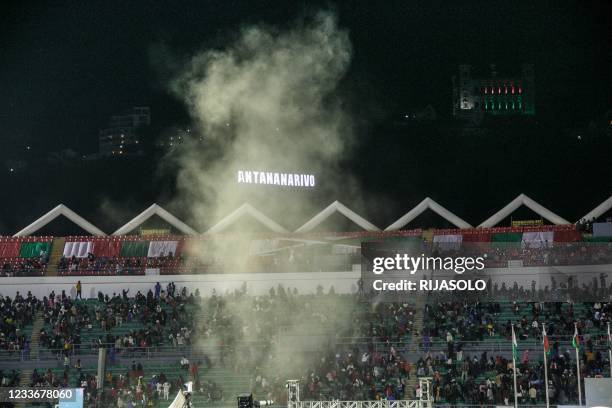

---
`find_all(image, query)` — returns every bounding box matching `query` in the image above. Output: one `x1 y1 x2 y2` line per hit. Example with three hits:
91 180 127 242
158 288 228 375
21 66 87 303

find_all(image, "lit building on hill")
452 64 535 121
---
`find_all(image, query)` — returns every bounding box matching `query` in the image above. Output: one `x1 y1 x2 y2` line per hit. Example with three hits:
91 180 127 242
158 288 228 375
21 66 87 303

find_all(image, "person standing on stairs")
76 280 82 299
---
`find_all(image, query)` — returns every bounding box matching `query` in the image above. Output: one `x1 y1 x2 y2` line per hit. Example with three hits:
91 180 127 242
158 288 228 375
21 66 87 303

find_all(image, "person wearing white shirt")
163 382 171 400
180 356 189 369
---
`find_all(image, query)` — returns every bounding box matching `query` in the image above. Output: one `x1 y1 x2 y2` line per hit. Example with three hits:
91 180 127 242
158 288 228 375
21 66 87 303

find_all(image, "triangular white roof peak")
478 193 569 228
113 204 197 235
295 200 380 233
580 195 612 223
385 197 472 230
14 204 106 236
206 203 288 234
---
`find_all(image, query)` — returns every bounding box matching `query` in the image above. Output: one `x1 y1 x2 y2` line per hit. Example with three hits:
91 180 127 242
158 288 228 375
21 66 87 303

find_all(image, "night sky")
0 0 611 233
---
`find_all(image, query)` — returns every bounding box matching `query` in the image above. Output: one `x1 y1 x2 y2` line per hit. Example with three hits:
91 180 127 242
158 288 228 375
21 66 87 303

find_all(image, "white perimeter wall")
0 264 609 299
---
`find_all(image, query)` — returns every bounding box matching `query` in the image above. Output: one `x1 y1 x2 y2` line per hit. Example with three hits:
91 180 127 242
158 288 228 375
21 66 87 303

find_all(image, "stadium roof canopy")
14 204 106 236
11 193 612 236
295 200 380 233
580 195 612 222
478 193 569 228
206 203 288 234
113 204 197 235
385 197 472 230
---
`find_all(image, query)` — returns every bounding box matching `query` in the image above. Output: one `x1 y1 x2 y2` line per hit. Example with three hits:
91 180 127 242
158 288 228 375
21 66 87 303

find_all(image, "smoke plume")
169 11 355 234
165 11 365 397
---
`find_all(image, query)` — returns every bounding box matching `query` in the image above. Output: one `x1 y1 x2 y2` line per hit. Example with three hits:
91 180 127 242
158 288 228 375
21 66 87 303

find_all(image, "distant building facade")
452 64 535 121
99 106 151 157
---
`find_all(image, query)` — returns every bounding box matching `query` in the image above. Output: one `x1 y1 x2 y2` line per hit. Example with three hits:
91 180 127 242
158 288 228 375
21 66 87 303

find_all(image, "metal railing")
0 340 273 361
293 401 421 408
2 331 610 362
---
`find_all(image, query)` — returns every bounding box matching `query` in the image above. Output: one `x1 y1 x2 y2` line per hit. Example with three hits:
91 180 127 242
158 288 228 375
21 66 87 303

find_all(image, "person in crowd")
76 280 82 299
163 381 171 400
180 356 190 370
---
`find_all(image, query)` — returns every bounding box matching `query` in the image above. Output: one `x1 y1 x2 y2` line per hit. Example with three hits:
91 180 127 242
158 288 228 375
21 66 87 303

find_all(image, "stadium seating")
57 235 189 276
2 224 611 277
1 224 611 407
2 283 610 407
0 236 52 276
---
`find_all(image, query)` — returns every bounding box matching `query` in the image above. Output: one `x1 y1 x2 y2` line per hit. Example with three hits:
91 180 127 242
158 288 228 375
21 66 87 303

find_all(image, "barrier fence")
292 401 421 408
2 333 610 362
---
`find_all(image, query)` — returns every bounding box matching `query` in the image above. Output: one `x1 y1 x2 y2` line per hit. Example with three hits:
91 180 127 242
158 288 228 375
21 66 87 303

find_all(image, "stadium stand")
0 281 608 407
1 224 610 278
1 222 611 407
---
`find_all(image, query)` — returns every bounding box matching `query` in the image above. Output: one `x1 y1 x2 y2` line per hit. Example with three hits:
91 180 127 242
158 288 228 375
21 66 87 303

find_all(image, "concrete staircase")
45 237 65 276
28 310 45 360
14 311 45 408
404 294 427 398
17 311 45 385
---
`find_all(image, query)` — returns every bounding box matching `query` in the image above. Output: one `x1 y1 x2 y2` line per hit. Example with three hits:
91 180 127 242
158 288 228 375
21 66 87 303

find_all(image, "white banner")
167 390 186 408
593 222 612 237
432 234 463 251
521 231 554 248
63 241 93 258
147 241 178 258
145 268 160 276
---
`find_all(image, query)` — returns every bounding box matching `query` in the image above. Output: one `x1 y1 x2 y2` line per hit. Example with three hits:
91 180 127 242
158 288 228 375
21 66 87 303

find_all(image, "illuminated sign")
511 219 543 227
237 170 315 187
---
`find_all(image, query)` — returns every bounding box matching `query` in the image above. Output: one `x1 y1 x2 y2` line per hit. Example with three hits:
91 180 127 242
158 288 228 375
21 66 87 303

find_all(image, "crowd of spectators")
2 281 611 407
416 340 610 405
57 253 187 276
1 257 48 277
415 298 612 405
22 282 215 407
241 293 611 405
422 301 501 344
100 365 185 407
421 299 612 348
298 345 410 401
432 240 612 270
487 243 612 267
39 289 89 352
39 282 200 357
206 291 418 403
0 291 39 353
26 362 186 407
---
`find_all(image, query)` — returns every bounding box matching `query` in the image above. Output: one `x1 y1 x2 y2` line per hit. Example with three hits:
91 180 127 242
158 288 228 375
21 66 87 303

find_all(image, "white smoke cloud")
165 11 367 395
169 11 356 232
